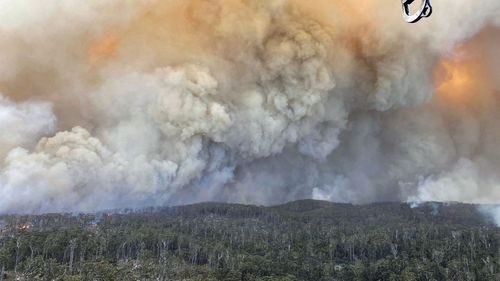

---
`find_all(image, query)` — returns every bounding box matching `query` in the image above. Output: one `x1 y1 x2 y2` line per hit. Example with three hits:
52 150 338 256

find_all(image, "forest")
1 200 500 281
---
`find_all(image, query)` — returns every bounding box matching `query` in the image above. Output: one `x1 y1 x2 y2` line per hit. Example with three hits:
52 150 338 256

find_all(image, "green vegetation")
0 200 499 281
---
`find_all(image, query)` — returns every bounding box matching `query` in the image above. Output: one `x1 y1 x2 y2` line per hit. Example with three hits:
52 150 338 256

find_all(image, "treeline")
0 200 499 280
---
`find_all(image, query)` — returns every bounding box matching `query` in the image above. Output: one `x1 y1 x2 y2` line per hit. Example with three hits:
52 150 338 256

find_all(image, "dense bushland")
0 200 499 281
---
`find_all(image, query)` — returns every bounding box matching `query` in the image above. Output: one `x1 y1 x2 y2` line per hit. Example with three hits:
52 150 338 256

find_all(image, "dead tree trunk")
14 237 20 277
69 239 77 274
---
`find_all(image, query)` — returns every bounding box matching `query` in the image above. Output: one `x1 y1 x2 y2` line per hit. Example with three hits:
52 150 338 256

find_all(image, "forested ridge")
1 200 499 281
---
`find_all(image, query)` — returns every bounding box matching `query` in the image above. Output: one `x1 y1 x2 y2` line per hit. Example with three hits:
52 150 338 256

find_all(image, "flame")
88 34 119 65
18 224 31 230
435 58 475 99
434 45 495 114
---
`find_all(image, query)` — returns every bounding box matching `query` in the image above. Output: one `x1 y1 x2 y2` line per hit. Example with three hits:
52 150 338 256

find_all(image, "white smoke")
0 0 499 213
0 96 55 159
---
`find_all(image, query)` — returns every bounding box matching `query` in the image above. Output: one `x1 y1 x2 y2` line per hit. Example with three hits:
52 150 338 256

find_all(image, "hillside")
0 201 499 280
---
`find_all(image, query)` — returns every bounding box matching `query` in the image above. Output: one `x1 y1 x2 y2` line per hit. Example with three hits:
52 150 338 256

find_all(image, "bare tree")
69 239 77 274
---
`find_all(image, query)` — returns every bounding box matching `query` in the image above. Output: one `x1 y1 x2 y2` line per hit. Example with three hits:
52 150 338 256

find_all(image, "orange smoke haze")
82 0 393 71
435 58 478 99
433 32 496 113
88 34 119 66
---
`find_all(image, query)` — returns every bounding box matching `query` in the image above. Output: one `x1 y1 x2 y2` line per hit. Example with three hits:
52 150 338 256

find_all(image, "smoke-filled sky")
0 0 499 213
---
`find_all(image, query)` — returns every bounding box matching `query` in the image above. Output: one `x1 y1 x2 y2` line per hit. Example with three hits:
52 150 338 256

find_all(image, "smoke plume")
0 0 499 213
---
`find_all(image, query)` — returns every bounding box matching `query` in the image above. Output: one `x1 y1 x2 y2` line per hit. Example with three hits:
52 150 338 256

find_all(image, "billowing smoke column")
0 0 499 213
